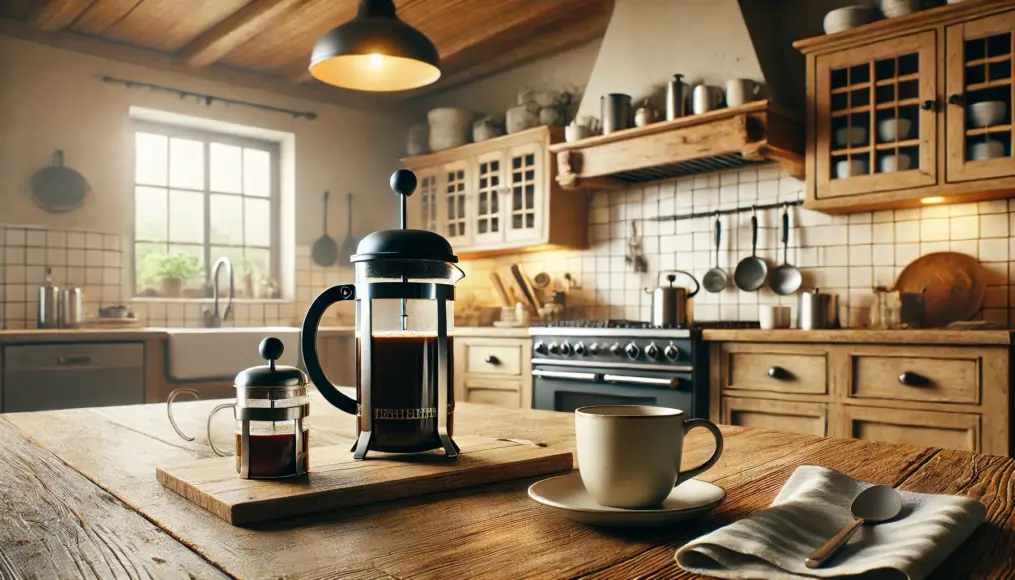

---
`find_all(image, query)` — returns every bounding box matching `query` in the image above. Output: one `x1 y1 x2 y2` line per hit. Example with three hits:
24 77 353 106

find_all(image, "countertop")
0 325 357 344
1 394 1012 578
701 328 1015 345
453 325 532 338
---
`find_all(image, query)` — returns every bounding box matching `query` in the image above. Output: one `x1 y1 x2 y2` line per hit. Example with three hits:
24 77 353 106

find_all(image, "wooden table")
1 394 1012 579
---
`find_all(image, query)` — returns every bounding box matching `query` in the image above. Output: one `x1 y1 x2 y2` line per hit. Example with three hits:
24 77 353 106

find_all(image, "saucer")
527 473 725 526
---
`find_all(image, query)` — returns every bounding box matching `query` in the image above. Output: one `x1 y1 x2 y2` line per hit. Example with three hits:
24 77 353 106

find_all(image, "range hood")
549 101 803 190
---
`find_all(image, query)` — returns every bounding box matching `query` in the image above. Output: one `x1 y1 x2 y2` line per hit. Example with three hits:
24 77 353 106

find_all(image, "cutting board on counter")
157 435 572 525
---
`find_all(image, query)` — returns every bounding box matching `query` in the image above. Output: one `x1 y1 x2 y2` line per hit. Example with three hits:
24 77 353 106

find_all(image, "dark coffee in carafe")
357 333 454 452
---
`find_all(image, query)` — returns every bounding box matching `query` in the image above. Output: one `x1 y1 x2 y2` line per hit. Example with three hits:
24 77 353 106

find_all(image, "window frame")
131 120 281 297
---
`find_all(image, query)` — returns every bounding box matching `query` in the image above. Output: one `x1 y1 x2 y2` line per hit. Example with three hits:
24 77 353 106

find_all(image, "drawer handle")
58 355 93 366
768 366 792 380
602 374 680 389
484 355 501 366
898 372 926 387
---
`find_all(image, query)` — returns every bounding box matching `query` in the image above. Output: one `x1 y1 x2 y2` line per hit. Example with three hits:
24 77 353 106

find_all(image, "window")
133 122 279 298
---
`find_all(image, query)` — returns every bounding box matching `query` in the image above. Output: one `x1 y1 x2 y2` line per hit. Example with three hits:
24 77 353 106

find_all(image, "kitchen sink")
166 327 301 380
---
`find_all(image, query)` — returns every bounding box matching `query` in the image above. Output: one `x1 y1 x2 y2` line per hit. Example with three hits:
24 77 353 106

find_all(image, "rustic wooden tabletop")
1 394 1012 579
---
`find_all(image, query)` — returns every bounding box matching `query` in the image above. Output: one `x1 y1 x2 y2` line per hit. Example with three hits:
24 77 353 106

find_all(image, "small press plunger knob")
390 169 418 197
259 337 284 370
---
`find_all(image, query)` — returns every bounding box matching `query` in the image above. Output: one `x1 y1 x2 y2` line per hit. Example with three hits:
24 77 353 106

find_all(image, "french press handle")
300 284 358 414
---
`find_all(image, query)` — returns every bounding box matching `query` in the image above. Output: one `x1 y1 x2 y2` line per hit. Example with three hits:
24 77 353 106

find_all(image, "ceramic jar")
427 108 473 151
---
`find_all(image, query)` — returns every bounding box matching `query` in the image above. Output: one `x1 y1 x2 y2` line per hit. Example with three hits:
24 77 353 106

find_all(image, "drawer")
722 397 827 437
721 344 828 395
5 342 144 371
462 378 522 408
842 405 979 453
846 346 979 405
464 344 523 376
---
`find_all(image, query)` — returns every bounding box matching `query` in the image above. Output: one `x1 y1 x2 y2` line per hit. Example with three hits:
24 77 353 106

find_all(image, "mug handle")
166 388 199 441
301 284 358 414
207 403 236 457
676 418 724 486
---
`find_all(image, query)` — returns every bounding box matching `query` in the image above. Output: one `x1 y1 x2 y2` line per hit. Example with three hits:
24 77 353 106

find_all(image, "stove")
528 319 737 416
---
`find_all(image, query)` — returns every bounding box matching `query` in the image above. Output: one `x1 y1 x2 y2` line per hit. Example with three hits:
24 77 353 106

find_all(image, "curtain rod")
645 199 804 222
100 76 317 120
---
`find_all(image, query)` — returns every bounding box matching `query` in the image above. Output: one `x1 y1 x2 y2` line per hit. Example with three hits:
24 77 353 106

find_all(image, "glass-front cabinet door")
442 160 472 247
815 32 937 199
946 11 1015 182
473 150 504 246
416 169 440 233
505 143 542 243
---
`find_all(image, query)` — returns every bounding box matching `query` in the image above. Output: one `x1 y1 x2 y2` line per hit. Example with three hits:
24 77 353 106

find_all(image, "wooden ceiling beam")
71 0 142 35
179 0 305 68
27 0 96 31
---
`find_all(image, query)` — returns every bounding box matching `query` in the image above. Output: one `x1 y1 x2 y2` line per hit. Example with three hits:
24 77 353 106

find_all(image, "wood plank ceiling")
0 0 613 105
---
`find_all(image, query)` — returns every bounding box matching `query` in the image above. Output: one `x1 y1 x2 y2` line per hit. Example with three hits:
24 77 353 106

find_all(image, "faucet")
202 257 234 328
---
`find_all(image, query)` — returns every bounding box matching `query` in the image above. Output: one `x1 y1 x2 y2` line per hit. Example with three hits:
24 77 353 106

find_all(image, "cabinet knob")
948 94 965 106
485 355 501 366
898 371 925 386
768 366 791 380
921 99 936 111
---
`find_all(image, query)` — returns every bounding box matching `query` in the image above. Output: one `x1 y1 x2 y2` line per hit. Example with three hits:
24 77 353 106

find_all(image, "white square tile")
873 266 896 286
757 180 779 200
824 246 848 266
720 172 738 186
980 213 1008 238
46 248 66 266
86 233 104 249
895 208 921 221
26 229 46 247
871 244 894 266
737 182 757 202
920 218 949 241
979 199 1008 214
950 239 978 258
26 248 46 265
895 221 920 243
849 266 872 288
872 210 894 223
824 267 849 287
920 205 949 219
66 231 85 248
920 241 949 255
949 215 979 240
5 265 25 283
980 238 1009 262
47 231 66 247
5 228 26 246
871 223 893 244
849 245 872 266
895 243 920 265
5 246 25 265
848 224 872 244
949 203 978 217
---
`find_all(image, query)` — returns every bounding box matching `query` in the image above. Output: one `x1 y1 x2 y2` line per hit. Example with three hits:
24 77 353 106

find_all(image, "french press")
301 169 463 460
167 337 310 479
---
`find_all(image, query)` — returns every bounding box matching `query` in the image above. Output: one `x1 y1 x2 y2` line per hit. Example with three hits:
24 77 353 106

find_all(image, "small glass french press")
167 337 310 479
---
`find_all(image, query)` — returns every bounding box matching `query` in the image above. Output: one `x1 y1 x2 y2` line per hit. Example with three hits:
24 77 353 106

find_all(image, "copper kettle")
644 271 700 327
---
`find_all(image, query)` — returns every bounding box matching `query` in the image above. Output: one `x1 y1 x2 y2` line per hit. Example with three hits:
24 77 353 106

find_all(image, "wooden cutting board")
157 435 572 525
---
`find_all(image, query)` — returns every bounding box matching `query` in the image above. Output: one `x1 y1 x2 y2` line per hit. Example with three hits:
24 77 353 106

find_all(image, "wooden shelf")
548 100 804 189
832 83 870 94
831 105 873 117
831 145 871 156
875 139 920 150
967 124 1013 136
967 78 1013 91
876 73 920 86
876 98 922 110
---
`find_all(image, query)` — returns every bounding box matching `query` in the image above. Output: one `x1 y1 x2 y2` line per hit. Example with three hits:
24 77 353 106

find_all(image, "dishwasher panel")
3 342 146 412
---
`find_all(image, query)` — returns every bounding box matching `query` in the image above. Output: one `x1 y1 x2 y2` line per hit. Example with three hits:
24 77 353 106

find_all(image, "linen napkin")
675 465 985 580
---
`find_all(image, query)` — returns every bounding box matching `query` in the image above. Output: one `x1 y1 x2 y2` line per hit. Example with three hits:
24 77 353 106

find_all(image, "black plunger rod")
390 170 418 331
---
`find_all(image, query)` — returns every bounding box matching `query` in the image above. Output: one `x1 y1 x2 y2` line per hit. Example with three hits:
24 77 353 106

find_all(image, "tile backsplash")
4 163 1015 329
456 165 1014 328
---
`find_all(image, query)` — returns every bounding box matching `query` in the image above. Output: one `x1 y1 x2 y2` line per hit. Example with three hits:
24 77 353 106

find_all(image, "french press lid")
350 169 458 264
235 337 307 388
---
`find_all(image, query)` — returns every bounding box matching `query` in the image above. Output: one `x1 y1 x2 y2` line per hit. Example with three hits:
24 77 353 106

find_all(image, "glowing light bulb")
921 196 944 204
368 53 384 69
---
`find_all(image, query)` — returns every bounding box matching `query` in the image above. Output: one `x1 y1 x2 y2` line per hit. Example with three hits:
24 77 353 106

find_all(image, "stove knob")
609 343 623 356
548 342 560 355
534 341 548 355
625 342 640 360
588 342 600 355
560 341 573 356
574 342 587 356
645 342 660 360
664 344 680 361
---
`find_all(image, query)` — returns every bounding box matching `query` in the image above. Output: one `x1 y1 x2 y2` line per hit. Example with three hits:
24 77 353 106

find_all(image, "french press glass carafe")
301 169 463 459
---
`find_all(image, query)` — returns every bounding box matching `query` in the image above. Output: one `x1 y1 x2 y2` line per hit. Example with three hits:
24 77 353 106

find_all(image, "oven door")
532 365 696 415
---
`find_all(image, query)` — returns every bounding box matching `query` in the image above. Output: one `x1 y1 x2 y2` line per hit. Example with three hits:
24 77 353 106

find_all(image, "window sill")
131 297 292 304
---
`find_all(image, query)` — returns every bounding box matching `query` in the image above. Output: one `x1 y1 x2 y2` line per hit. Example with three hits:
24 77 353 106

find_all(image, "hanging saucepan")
734 207 768 292
30 150 90 213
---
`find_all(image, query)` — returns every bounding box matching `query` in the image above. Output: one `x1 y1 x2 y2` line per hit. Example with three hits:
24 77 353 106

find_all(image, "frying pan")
30 150 89 213
702 216 729 293
312 191 338 267
339 192 359 266
770 206 802 295
733 210 768 291
894 252 986 327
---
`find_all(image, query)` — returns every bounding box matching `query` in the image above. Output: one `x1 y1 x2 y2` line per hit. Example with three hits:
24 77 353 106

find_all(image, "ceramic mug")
692 85 724 115
725 79 762 107
575 405 724 508
759 305 791 329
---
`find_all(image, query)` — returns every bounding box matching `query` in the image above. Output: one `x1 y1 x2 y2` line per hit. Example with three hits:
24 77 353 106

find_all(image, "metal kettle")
644 271 700 328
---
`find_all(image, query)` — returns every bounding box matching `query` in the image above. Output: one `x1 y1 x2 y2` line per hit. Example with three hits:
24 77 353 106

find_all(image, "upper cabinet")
797 0 1015 213
402 126 586 257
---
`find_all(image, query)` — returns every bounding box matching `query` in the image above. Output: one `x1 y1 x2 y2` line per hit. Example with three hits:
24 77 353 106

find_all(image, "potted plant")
152 252 201 298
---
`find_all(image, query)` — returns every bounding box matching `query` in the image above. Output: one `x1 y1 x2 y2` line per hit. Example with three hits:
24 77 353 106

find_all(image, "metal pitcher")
644 271 700 328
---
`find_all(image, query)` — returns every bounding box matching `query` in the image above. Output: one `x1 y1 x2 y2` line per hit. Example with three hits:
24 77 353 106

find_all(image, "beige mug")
575 405 724 508
725 79 763 107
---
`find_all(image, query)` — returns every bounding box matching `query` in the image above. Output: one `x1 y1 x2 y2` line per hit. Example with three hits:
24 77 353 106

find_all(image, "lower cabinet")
454 335 532 409
711 340 1010 456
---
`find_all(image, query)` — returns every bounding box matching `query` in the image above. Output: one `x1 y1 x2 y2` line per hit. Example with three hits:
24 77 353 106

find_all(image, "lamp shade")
309 0 441 92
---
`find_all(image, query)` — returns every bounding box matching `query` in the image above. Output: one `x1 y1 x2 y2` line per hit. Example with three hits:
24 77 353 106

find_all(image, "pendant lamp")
309 0 441 92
